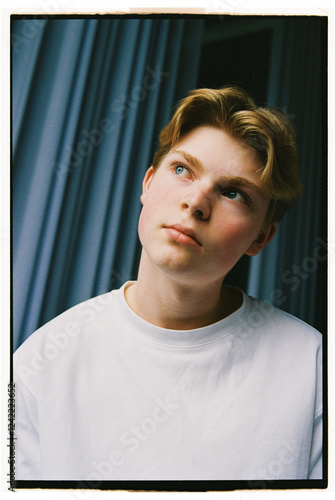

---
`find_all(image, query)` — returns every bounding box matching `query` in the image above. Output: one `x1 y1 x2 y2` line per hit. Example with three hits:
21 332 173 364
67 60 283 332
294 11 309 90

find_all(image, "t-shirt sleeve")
14 371 41 480
308 409 322 479
307 341 323 479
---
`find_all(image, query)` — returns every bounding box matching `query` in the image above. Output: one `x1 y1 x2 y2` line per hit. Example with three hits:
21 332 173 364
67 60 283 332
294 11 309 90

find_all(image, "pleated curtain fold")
12 16 326 351
12 17 204 350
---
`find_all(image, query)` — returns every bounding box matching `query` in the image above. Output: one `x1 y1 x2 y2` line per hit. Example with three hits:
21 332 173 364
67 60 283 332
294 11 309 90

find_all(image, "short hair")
152 86 302 225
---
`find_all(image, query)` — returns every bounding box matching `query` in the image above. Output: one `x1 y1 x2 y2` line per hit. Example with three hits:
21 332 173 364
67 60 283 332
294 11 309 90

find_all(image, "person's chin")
154 247 202 275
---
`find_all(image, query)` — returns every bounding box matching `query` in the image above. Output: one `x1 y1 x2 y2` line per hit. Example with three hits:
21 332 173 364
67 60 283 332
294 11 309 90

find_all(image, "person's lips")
164 225 202 247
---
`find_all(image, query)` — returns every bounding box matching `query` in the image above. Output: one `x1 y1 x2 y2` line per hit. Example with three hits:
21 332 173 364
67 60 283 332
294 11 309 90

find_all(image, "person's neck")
124 254 242 331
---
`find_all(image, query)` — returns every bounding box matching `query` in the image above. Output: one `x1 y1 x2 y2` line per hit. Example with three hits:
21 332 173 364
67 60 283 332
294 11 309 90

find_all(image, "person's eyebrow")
171 149 263 195
217 176 263 195
172 149 204 171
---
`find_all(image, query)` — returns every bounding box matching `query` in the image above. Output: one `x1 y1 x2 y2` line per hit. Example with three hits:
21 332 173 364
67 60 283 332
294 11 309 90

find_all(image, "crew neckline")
115 281 252 347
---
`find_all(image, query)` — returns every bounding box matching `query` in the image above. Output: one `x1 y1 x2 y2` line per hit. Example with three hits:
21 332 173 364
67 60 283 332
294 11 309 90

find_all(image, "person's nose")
181 182 213 220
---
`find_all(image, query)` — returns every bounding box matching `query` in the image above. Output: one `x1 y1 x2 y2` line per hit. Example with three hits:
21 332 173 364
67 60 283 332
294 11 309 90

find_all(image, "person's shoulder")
247 295 322 347
14 289 117 361
13 288 122 392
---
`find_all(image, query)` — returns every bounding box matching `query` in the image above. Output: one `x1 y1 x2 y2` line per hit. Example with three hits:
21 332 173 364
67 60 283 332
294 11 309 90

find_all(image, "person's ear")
140 166 155 204
245 223 278 256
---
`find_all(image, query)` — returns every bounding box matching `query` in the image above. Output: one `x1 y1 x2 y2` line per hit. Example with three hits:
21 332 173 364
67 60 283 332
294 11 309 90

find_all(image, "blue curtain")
12 15 326 351
12 17 204 350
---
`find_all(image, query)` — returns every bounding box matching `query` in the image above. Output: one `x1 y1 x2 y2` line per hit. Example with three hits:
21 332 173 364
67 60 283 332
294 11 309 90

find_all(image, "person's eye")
222 189 249 205
173 164 190 177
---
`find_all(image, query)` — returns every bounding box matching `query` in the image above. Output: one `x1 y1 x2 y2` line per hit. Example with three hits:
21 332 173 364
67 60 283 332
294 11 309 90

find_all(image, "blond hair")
152 86 302 224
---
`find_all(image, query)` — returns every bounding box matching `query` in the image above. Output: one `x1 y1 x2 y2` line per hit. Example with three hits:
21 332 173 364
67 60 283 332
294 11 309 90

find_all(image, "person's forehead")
172 126 261 164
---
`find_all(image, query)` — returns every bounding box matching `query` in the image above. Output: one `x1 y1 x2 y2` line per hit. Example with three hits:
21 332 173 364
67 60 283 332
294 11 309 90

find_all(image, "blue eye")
223 190 247 204
175 165 186 175
226 190 239 199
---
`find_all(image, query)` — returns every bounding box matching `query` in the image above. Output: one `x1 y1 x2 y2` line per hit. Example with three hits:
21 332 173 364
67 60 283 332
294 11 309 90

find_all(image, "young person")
14 87 322 481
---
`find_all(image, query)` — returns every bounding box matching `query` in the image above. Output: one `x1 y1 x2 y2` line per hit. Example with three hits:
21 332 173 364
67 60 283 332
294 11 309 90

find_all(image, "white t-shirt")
14 282 322 481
